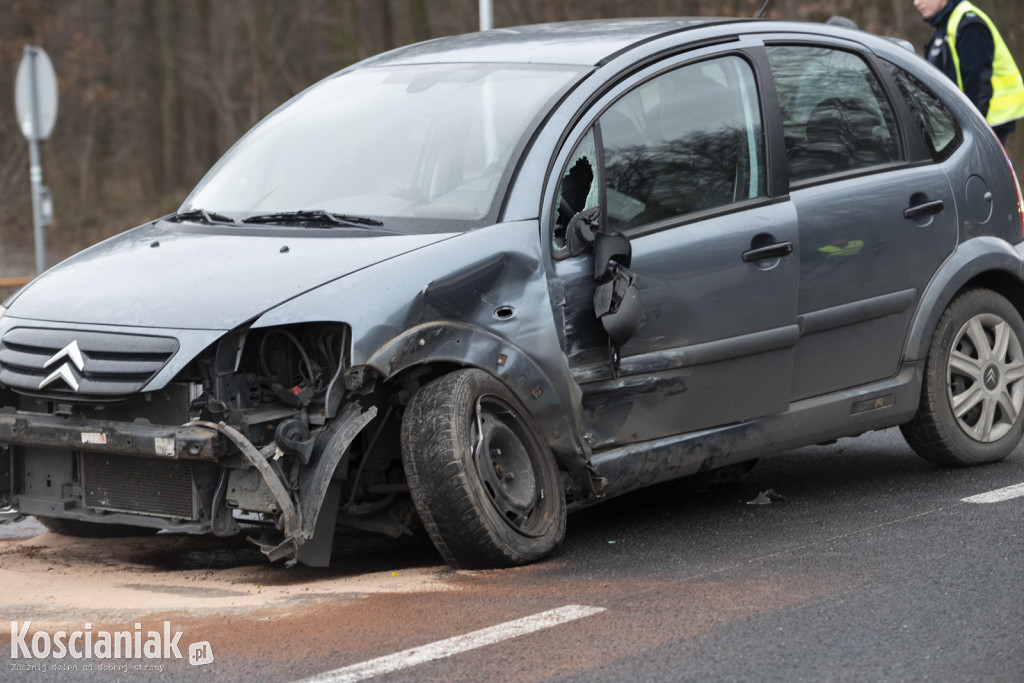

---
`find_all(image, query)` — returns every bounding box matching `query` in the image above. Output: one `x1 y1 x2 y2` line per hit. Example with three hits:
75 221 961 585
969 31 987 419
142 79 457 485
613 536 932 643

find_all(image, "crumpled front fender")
361 321 588 483
252 221 598 494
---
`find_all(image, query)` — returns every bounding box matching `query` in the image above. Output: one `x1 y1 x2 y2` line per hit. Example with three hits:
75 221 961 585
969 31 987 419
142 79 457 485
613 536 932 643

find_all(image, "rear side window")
886 62 962 161
767 45 904 184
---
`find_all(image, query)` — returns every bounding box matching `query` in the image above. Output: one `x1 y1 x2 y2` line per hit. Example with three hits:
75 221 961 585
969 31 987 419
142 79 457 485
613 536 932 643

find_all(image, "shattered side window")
553 129 599 251
600 55 767 232
552 55 767 249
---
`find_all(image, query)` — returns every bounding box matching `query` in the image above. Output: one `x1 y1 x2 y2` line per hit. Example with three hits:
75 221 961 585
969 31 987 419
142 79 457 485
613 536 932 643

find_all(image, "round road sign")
14 45 59 142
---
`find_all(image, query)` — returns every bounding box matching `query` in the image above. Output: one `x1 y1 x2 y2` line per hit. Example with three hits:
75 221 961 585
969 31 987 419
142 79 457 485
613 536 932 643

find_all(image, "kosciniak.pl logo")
10 621 214 666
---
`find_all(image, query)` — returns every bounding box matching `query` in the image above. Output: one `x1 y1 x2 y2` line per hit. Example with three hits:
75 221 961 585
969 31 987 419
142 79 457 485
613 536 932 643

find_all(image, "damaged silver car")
3 18 1024 569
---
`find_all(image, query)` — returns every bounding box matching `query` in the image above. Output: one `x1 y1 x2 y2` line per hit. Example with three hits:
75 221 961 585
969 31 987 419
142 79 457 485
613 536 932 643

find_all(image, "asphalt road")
2 427 1022 682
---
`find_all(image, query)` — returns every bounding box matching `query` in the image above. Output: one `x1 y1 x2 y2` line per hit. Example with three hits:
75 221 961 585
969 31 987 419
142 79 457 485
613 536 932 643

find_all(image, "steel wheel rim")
471 395 553 537
946 312 1024 443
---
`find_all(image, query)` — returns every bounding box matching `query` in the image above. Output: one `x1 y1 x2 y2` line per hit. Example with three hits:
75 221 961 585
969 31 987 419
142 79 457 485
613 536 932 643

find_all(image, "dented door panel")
557 201 800 448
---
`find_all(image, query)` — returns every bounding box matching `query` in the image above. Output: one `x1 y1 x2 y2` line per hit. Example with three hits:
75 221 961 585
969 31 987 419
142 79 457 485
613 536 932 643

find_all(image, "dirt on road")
1 518 453 619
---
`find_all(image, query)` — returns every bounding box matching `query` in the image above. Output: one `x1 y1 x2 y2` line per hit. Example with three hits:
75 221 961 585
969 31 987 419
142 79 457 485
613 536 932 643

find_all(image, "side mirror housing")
566 206 602 257
593 231 631 280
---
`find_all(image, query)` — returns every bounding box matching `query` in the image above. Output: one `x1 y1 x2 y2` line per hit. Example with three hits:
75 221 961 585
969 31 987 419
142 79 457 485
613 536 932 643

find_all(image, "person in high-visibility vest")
914 0 1024 145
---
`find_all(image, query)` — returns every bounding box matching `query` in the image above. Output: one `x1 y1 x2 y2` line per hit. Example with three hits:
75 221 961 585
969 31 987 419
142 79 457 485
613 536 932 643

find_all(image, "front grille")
0 327 178 401
82 453 197 520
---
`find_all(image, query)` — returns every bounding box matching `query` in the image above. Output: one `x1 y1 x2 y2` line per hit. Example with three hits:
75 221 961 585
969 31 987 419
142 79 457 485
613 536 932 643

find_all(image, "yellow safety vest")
946 1 1024 127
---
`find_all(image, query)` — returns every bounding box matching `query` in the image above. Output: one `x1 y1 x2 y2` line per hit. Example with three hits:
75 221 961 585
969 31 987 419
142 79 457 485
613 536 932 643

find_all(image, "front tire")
901 288 1024 465
400 369 566 569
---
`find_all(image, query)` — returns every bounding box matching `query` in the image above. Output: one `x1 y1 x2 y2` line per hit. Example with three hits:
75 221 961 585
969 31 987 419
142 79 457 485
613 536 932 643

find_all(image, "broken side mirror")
563 204 642 376
593 231 631 280
594 269 641 349
566 206 602 257
593 231 641 375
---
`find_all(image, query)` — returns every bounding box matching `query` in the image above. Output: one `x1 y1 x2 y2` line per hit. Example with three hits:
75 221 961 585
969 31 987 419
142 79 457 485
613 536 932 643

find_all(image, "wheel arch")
358 321 592 488
904 237 1024 364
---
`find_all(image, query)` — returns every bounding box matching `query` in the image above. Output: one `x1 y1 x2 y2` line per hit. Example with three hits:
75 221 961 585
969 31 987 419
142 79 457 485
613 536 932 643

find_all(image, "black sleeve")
956 17 995 117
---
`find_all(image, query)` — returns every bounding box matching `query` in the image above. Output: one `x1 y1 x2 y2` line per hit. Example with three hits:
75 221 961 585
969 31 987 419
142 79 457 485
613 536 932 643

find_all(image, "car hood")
5 219 457 329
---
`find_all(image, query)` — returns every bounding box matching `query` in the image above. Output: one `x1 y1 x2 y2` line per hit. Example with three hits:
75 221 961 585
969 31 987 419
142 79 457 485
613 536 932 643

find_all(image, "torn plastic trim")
296 403 378 543
195 420 302 544
197 403 376 563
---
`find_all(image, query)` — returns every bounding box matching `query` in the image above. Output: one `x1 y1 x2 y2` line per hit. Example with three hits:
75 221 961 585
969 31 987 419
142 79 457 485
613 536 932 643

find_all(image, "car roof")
362 18 730 67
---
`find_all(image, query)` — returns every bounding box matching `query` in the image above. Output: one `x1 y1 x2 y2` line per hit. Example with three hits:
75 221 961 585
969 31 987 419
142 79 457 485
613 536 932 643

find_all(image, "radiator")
82 452 198 520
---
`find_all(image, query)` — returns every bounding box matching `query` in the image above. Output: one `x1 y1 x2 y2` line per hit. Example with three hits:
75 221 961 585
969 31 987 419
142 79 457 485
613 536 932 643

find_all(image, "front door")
550 53 801 449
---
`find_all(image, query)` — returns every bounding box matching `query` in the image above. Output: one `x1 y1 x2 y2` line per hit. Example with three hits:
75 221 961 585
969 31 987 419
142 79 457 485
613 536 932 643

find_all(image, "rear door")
764 43 959 400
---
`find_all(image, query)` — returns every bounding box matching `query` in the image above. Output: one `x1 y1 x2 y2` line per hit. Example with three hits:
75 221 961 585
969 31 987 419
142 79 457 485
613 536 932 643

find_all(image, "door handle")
742 241 793 262
903 199 944 219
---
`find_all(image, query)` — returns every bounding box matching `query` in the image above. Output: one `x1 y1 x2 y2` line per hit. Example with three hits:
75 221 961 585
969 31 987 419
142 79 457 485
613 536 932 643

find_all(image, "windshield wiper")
169 209 237 225
242 210 384 229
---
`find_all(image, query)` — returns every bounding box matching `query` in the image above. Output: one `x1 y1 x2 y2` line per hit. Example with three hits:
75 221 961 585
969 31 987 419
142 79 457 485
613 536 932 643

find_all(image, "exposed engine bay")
0 322 422 567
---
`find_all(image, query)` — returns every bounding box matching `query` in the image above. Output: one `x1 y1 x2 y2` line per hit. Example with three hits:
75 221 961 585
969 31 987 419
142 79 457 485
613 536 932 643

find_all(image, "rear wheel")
35 516 158 538
901 288 1024 465
400 369 566 569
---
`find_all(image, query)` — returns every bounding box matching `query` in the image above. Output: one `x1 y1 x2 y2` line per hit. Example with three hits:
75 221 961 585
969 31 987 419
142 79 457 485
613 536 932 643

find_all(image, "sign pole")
26 57 46 275
479 0 493 31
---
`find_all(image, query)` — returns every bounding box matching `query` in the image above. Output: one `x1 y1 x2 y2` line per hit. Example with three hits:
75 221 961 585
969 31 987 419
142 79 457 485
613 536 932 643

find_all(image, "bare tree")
0 0 1020 277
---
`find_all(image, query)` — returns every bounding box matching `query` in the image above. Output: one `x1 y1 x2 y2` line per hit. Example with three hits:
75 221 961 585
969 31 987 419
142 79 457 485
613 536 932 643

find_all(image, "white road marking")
295 604 605 683
962 482 1024 504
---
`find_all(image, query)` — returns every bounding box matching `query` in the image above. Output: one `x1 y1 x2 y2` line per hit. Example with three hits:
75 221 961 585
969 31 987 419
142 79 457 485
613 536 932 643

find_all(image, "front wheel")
400 369 566 569
901 288 1024 465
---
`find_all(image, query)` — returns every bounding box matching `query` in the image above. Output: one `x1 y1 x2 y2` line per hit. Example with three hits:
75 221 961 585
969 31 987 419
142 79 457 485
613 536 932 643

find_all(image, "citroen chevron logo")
39 340 85 392
984 366 1000 391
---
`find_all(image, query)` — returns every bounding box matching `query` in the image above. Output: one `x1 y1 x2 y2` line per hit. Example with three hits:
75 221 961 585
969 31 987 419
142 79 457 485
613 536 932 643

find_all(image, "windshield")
182 63 583 232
